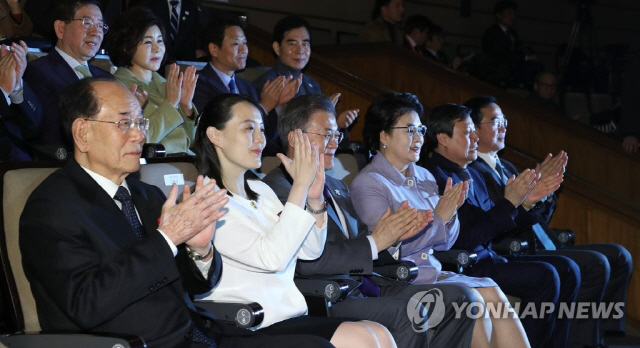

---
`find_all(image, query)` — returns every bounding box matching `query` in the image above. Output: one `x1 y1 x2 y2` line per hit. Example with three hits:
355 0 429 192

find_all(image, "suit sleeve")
20 198 186 330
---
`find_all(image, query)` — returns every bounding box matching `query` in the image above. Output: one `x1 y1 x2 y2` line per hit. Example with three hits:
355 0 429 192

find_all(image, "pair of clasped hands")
504 150 568 210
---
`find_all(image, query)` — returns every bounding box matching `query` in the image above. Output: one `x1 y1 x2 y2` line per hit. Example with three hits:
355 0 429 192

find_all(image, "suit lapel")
325 177 357 239
128 179 161 235
48 49 81 86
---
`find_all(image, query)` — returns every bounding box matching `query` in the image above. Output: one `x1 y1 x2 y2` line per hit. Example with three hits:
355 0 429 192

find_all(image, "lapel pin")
334 189 341 196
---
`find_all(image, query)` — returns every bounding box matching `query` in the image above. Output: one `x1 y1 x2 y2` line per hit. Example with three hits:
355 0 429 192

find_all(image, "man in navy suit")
263 95 477 348
465 95 632 346
421 103 580 348
129 0 202 62
24 0 113 159
194 18 286 155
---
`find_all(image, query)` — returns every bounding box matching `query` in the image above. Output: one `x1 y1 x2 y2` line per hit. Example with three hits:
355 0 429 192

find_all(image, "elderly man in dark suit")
23 0 113 159
263 94 477 348
19 77 336 348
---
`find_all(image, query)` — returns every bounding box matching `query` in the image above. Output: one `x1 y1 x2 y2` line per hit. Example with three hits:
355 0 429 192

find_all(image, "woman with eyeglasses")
350 93 530 348
192 94 397 347
107 7 198 155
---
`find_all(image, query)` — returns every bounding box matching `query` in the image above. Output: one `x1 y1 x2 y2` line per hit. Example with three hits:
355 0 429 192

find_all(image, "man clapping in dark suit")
19 78 336 348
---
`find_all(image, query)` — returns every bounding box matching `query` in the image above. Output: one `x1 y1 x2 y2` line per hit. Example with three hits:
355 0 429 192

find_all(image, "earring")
382 143 387 150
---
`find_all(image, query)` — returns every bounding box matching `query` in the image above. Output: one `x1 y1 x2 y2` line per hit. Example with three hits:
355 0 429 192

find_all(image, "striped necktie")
169 0 179 41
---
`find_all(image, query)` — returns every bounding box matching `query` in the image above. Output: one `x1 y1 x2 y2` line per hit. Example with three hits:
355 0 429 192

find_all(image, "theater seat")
0 162 145 347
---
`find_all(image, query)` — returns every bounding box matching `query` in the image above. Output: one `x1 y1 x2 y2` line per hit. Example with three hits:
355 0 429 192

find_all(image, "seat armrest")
294 278 354 303
433 250 478 273
195 301 264 329
552 229 575 246
0 332 146 348
492 237 529 255
373 261 418 282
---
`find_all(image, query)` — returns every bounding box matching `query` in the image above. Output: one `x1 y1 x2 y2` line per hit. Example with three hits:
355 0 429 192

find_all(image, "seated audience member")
263 94 479 348
0 0 32 37
474 0 542 88
109 7 198 155
19 77 341 348
420 103 580 348
193 94 396 348
402 14 430 55
193 18 278 115
465 96 632 344
528 71 562 113
618 52 640 153
360 0 404 44
350 93 530 348
424 24 462 70
128 0 203 62
254 16 358 155
23 0 113 159
0 41 41 161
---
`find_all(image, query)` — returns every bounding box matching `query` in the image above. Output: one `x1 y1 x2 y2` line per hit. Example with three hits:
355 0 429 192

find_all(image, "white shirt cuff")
1 87 10 105
9 79 23 104
366 235 379 260
194 258 213 278
157 229 178 256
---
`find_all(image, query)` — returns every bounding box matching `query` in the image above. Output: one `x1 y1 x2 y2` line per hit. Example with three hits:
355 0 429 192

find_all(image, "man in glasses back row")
23 0 113 160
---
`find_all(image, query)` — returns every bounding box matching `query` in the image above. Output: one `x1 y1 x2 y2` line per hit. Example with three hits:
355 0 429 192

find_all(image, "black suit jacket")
0 82 42 161
24 49 112 148
469 156 557 227
193 63 260 112
129 0 201 62
422 152 518 257
262 165 374 276
19 158 221 347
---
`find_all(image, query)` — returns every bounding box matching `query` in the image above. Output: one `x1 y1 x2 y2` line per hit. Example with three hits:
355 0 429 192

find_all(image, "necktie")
495 158 508 185
169 0 179 41
114 186 145 240
191 326 217 347
460 169 475 203
228 78 237 94
75 65 92 79
322 185 337 214
532 223 556 250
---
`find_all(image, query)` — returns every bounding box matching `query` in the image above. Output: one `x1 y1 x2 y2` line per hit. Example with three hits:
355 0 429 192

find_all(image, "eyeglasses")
84 118 150 133
390 125 427 137
479 118 508 129
303 131 344 144
70 17 109 34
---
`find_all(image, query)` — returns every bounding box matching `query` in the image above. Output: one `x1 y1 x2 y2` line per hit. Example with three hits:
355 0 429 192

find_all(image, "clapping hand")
504 169 538 207
434 178 468 223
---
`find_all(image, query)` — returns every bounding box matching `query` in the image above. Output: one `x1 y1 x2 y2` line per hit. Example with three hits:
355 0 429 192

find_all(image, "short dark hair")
193 94 266 201
371 0 392 20
425 103 471 153
273 16 311 44
59 77 113 143
363 93 424 154
494 0 517 14
463 96 497 125
403 15 431 35
426 23 443 41
54 0 102 22
107 7 166 68
202 17 245 55
278 94 336 152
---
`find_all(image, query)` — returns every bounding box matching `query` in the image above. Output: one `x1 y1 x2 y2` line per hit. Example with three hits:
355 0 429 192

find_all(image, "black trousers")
464 254 580 348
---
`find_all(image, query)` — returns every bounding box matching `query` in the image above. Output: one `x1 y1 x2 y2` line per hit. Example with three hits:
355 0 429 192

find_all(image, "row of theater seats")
0 155 418 347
